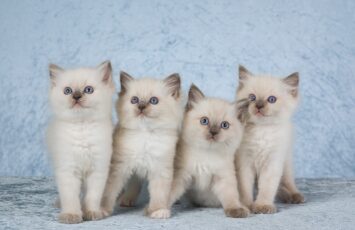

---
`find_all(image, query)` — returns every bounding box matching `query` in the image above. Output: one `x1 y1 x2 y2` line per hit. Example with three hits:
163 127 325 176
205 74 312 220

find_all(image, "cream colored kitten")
169 85 249 218
47 61 114 224
235 65 305 214
101 72 183 219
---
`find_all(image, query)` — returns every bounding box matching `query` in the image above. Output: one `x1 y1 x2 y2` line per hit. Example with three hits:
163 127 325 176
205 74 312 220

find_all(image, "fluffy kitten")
101 71 183 219
47 61 114 224
235 65 305 214
169 85 249 218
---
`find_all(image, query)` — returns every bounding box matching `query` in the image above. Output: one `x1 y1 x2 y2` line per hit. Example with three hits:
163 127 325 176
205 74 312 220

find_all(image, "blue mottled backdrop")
0 0 354 177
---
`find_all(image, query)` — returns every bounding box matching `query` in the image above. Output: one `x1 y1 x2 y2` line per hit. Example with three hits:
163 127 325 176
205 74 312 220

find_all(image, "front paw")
145 206 171 219
58 213 83 224
148 208 171 219
224 207 249 218
252 203 276 214
83 210 105 221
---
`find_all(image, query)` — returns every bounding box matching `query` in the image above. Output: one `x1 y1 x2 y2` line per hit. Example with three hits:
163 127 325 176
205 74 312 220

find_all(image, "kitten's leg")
56 172 83 224
278 154 305 204
145 172 173 219
236 164 255 210
212 173 249 218
101 164 131 217
253 162 283 214
83 171 108 221
168 170 191 207
119 173 142 207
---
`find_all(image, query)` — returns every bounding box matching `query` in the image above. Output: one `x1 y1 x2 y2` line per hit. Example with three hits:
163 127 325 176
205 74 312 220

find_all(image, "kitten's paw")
83 210 105 221
148 209 171 219
58 213 83 224
252 203 277 214
224 207 249 218
120 198 136 207
101 207 113 217
290 193 305 204
279 192 305 204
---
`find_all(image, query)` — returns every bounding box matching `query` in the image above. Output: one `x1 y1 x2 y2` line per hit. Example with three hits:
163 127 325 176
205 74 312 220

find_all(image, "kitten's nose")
255 100 264 110
209 126 219 136
138 104 146 111
73 91 82 101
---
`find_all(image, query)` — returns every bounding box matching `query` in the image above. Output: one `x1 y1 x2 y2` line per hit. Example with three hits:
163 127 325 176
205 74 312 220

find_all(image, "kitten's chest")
240 124 290 163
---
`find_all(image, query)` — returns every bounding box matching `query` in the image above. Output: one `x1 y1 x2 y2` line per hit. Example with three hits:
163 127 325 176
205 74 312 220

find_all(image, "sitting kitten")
101 71 183 219
169 85 249 218
47 61 114 224
235 65 305 214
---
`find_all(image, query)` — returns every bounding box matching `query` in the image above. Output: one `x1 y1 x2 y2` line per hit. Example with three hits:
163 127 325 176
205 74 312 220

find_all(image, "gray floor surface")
0 178 354 230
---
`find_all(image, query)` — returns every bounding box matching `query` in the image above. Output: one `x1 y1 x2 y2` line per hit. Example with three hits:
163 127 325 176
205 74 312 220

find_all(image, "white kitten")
101 72 183 219
235 65 305 214
169 85 249 218
47 61 114 224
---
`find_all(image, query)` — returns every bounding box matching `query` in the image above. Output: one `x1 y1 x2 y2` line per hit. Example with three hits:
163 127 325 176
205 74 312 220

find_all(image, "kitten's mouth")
255 110 266 117
72 101 87 109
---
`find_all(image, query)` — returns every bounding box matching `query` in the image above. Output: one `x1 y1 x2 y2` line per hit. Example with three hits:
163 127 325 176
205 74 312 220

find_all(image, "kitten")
47 61 114 224
169 85 249 218
101 71 183 219
235 65 305 214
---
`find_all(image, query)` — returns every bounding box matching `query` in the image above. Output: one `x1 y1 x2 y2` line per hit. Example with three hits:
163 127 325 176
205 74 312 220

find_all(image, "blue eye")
131 96 139 104
267 96 277 103
249 94 256 101
221 121 230 129
149 96 159 105
84 86 94 94
64 87 73 95
200 117 209 126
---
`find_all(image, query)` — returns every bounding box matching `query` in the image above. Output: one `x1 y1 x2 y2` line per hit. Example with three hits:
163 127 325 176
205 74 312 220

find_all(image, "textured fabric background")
0 0 354 177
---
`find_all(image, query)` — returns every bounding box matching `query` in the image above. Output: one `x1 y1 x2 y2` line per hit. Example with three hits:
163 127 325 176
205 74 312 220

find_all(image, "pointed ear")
283 72 299 97
238 65 252 90
49 64 64 87
97 60 112 84
236 98 250 124
186 84 205 111
163 73 181 99
120 71 134 93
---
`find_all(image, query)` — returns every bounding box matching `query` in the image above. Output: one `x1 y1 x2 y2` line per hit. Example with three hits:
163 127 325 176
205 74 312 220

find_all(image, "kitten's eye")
249 94 256 101
221 121 230 129
200 117 209 126
131 96 139 104
64 87 73 95
149 96 159 105
84 86 94 94
267 96 277 103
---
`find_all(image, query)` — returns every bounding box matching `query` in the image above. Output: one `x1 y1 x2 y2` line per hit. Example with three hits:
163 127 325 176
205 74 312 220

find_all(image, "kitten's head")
236 65 299 125
49 61 114 120
117 71 182 129
183 85 243 149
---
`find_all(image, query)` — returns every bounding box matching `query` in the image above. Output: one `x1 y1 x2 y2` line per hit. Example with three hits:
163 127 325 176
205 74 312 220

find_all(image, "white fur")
169 92 249 218
101 75 183 219
235 69 303 213
47 62 114 223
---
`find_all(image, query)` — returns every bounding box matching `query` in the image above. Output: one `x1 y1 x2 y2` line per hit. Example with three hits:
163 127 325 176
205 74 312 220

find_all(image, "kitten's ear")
163 73 181 99
236 98 250 124
186 84 205 110
120 71 134 93
49 64 64 87
238 65 252 90
283 72 299 97
97 60 112 84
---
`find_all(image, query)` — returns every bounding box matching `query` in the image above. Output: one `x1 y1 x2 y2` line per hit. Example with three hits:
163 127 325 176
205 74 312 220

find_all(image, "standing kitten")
169 85 249 218
235 65 305 214
101 71 183 219
47 61 114 224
